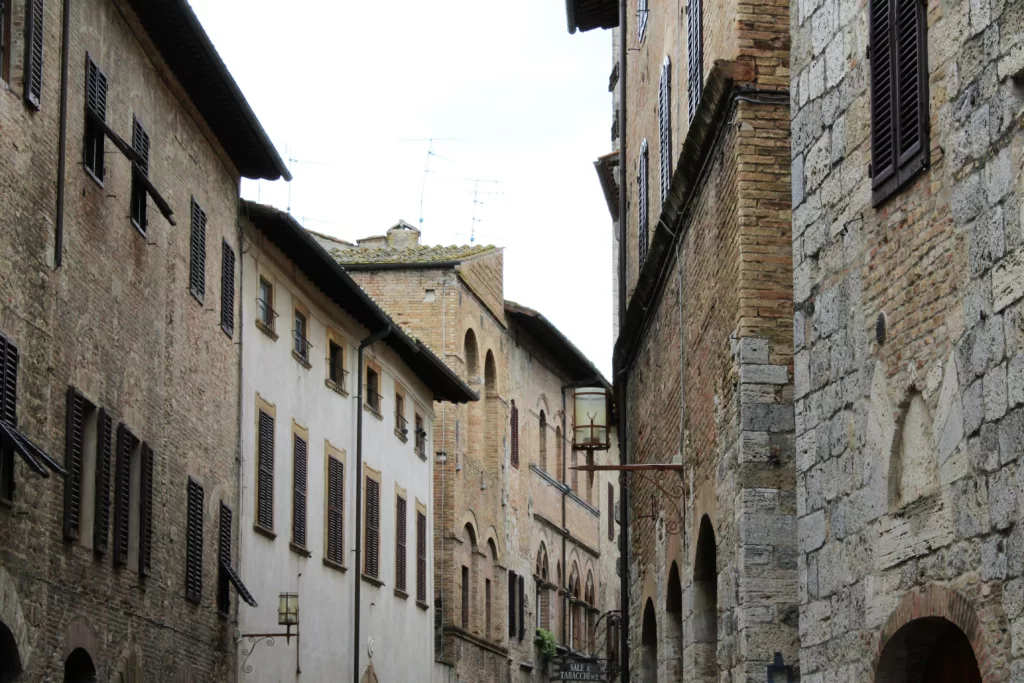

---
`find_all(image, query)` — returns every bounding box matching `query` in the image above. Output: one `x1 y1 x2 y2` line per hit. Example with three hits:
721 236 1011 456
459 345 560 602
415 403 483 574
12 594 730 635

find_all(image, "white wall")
237 229 436 682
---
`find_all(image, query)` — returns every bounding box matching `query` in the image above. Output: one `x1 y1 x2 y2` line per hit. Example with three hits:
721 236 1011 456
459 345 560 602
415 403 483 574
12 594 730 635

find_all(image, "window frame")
415 500 428 607
129 115 150 235
394 384 408 441
83 55 108 184
185 477 204 604
364 362 382 418
220 240 236 338
326 329 348 392
659 56 672 204
292 301 311 366
638 139 650 268
687 0 704 124
414 412 426 457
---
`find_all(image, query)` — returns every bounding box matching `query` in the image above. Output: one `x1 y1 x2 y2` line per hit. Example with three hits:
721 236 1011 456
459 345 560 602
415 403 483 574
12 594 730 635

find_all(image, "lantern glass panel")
278 592 299 625
573 388 608 449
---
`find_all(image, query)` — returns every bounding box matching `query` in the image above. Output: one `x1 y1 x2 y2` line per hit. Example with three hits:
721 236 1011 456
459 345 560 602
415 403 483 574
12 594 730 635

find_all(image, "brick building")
790 0 1024 677
566 0 796 680
0 0 287 680
311 225 621 682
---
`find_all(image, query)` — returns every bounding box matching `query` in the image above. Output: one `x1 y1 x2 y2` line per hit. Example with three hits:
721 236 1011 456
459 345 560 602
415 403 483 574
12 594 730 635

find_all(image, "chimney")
386 220 421 249
356 235 388 249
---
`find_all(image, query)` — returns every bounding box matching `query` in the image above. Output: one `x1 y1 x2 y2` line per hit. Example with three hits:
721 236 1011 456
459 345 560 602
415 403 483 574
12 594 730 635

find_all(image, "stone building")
0 0 287 680
566 0 797 680
790 0 1024 677
310 225 621 682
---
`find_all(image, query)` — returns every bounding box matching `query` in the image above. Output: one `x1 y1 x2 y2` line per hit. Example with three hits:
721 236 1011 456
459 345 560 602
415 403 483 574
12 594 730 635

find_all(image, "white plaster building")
235 201 476 683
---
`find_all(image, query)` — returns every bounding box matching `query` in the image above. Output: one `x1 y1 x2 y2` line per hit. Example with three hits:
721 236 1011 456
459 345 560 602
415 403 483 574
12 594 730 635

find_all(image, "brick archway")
873 585 994 682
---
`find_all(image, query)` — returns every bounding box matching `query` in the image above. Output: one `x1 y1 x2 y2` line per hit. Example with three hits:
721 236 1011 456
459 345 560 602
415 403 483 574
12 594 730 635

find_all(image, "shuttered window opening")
637 0 648 43
509 402 519 469
326 456 344 566
130 117 151 234
139 443 154 577
256 409 274 532
23 0 43 109
416 509 427 604
461 566 470 628
638 140 650 267
659 57 672 205
83 56 108 182
93 409 113 554
508 570 517 636
395 495 407 593
292 433 307 550
185 478 204 604
112 424 139 567
63 388 89 540
518 574 525 640
0 1 12 85
868 0 929 205
364 475 380 578
218 502 258 613
220 241 236 338
189 199 208 303
608 484 615 541
0 333 63 497
687 0 704 124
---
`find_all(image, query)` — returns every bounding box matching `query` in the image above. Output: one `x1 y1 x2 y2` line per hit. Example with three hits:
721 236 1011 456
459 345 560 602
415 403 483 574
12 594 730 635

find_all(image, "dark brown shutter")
93 408 112 554
130 117 150 232
638 141 649 267
292 434 307 549
518 574 525 640
139 442 154 577
63 387 84 540
869 0 896 192
257 409 274 531
188 199 207 302
509 571 516 636
326 457 344 564
608 484 615 541
218 501 231 613
220 241 235 337
395 495 407 592
364 476 380 577
416 510 427 603
687 0 703 123
185 477 204 603
0 333 17 426
659 56 672 201
22 0 43 109
510 405 519 469
83 56 107 179
112 424 132 566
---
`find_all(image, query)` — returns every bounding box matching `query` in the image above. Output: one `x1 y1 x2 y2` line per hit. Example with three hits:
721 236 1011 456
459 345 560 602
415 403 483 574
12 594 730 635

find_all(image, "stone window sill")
292 350 312 369
364 404 383 421
395 429 409 443
325 378 349 397
289 542 311 557
255 319 278 341
416 599 429 610
361 573 384 588
253 524 276 541
323 557 347 573
394 588 409 600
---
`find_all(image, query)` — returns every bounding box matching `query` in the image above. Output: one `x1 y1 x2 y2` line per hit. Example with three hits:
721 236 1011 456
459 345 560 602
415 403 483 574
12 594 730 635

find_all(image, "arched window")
464 330 479 379
568 564 582 651
485 538 499 642
460 523 478 632
584 572 596 654
666 562 683 680
539 411 547 471
875 617 982 683
535 544 550 629
64 648 97 683
484 351 500 467
641 599 657 683
0 620 22 682
694 516 718 681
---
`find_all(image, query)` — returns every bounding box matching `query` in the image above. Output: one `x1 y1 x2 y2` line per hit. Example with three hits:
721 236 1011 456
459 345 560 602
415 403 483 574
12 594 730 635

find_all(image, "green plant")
536 628 557 661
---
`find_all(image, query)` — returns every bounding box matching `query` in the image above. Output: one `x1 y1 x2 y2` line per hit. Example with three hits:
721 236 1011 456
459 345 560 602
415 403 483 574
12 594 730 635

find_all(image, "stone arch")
464 329 479 379
110 640 143 683
63 647 97 683
875 617 982 683
693 515 718 681
457 510 480 544
641 598 658 683
484 351 497 397
63 617 99 665
484 537 500 641
0 619 22 683
872 585 994 683
568 563 582 652
888 387 939 510
665 561 683 680
483 350 501 467
482 527 501 564
0 566 31 676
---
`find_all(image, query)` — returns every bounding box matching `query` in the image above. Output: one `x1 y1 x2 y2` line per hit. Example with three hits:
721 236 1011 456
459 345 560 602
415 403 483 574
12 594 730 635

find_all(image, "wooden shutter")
112 424 132 566
608 484 615 541
687 0 703 123
130 117 150 232
326 457 344 565
139 442 154 577
63 387 84 540
869 0 896 193
659 56 672 202
395 496 407 592
22 0 43 109
509 571 516 636
220 241 235 337
131 117 150 173
257 409 274 531
510 405 519 469
518 574 525 640
292 434 307 549
0 329 17 427
364 476 380 577
416 510 427 603
84 56 107 179
188 198 207 302
93 408 112 554
638 140 649 267
217 501 232 613
185 477 204 603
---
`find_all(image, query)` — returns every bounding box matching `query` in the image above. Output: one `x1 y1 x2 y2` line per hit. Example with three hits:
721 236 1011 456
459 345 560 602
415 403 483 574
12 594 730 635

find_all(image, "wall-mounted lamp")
240 592 302 676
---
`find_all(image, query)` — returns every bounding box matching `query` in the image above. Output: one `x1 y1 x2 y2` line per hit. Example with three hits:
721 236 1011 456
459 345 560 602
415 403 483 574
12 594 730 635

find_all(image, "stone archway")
640 598 657 683
63 648 97 683
664 561 683 681
0 619 22 683
0 566 31 675
693 515 717 681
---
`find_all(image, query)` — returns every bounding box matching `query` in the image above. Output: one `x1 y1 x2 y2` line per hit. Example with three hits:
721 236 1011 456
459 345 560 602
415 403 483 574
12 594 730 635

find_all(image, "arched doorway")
665 562 683 680
64 647 97 683
693 515 717 680
0 620 22 683
640 598 657 683
876 617 982 683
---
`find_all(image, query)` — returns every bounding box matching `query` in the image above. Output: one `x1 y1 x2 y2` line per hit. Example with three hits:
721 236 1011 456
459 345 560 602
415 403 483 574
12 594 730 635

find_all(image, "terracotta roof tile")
329 243 496 266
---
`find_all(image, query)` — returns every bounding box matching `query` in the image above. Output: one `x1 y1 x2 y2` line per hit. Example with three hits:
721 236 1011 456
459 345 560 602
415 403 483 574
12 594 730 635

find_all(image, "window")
83 56 108 181
23 0 42 108
510 401 519 469
518 574 525 640
869 0 929 205
395 493 407 594
292 428 308 552
216 502 257 615
220 241 235 337
256 406 275 533
139 443 154 577
63 388 96 542
416 503 427 604
637 0 648 43
461 566 470 628
539 410 547 471
188 198 207 303
328 340 345 386
485 578 492 636
414 413 426 456
365 366 381 416
0 0 11 84
130 117 150 234
608 483 615 541
258 278 275 332
659 57 672 203
325 452 345 568
363 468 381 579
293 308 310 362
394 389 407 439
638 139 649 267
687 0 704 123
508 571 517 637
185 478 204 604
112 424 139 567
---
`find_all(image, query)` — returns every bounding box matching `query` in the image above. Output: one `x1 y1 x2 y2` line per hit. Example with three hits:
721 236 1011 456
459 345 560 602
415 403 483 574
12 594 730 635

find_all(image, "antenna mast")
399 138 458 229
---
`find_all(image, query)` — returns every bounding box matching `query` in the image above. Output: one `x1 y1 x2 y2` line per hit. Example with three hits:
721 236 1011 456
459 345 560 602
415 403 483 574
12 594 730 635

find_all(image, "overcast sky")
188 0 615 376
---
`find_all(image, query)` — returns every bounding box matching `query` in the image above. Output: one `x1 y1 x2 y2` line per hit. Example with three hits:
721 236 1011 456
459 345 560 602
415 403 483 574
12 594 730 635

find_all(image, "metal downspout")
617 0 630 679
353 325 392 683
561 387 568 647
53 0 71 267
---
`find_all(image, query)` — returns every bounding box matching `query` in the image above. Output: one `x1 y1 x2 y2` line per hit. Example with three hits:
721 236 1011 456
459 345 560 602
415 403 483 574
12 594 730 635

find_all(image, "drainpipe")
53 0 71 267
561 387 568 647
234 207 247 683
353 325 392 683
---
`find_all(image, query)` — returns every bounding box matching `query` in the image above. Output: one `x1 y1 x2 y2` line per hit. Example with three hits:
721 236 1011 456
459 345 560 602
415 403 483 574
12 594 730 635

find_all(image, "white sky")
188 0 615 377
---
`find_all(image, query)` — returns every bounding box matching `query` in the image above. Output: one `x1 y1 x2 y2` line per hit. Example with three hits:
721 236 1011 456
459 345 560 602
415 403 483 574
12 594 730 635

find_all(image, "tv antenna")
399 138 458 228
463 178 503 243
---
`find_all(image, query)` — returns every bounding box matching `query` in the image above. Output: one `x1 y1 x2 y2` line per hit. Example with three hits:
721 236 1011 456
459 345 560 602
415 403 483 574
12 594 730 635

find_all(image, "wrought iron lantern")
572 387 609 450
278 592 299 629
241 592 301 675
